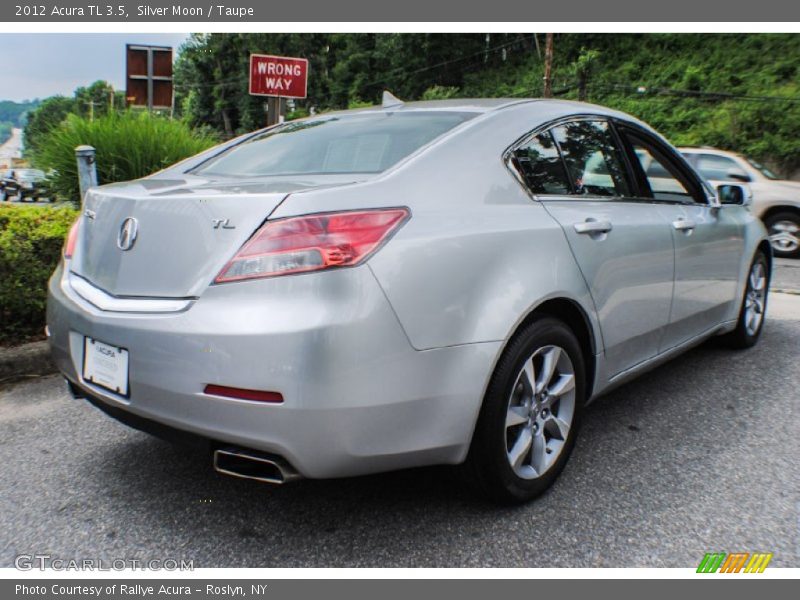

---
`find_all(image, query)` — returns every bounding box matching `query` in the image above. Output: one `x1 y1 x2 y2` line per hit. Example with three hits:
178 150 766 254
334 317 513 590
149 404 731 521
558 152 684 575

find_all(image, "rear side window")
512 132 570 194
550 121 632 197
192 111 474 177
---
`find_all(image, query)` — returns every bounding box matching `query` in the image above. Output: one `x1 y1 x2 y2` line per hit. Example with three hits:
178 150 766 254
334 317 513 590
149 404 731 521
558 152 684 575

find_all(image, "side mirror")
727 169 751 183
717 183 751 206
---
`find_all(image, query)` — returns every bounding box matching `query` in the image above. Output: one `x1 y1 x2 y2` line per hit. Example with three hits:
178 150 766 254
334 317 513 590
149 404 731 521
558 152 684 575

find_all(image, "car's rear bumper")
47 262 500 478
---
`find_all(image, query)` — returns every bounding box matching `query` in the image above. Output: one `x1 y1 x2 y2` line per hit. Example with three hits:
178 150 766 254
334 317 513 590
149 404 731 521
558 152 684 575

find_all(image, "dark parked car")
0 169 50 202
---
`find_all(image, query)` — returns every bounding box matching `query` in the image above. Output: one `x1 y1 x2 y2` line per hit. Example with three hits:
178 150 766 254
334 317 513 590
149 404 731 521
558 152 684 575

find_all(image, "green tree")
23 96 76 154
73 80 116 120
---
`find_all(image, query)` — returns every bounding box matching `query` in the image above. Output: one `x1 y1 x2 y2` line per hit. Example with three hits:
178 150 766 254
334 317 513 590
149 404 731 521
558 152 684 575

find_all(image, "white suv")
681 147 800 258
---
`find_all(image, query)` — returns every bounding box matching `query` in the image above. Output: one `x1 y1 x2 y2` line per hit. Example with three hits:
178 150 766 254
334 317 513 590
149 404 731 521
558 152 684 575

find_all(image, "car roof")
333 97 631 116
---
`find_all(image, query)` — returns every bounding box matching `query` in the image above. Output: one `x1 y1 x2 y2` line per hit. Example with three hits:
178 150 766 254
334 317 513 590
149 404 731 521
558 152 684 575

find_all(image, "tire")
721 250 769 349
764 211 800 259
0 189 6 202
462 316 586 504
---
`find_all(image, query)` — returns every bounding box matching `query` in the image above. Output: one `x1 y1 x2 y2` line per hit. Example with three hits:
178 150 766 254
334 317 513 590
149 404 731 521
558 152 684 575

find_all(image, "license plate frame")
82 337 130 397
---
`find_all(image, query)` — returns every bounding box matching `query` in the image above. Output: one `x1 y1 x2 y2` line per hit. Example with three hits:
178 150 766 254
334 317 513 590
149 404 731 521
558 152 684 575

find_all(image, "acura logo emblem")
117 217 138 251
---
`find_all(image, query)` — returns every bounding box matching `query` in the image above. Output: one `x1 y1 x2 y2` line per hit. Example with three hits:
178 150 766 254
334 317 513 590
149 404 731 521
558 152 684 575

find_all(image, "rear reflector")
215 207 410 283
204 384 284 403
64 219 80 259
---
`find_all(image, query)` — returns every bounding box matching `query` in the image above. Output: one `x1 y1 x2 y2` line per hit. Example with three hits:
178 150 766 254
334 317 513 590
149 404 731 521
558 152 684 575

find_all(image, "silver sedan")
47 97 771 503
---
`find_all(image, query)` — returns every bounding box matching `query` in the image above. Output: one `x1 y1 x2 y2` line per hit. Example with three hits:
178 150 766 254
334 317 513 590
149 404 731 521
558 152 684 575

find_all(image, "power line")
590 82 800 105
172 34 538 95
355 34 537 94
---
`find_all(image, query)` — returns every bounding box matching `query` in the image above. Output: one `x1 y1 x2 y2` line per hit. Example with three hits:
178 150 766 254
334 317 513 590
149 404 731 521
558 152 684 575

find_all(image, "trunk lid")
71 174 360 298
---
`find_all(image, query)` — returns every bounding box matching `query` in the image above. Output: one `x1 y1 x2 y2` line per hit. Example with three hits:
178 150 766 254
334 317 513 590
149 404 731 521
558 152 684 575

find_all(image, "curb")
0 340 56 382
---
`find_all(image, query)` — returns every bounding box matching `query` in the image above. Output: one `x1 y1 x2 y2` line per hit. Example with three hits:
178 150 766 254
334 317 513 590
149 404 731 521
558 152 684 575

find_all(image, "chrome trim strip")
65 272 193 313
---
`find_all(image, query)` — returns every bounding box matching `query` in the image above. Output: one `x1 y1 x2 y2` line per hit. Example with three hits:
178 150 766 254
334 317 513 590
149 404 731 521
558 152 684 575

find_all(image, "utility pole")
86 100 98 122
543 33 554 98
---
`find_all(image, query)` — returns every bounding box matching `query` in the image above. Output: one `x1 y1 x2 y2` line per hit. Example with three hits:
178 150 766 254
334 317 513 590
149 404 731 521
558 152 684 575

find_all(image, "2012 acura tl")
47 97 771 502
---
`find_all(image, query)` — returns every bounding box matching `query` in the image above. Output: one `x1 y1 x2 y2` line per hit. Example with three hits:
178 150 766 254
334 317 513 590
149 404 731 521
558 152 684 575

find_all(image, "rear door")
618 127 744 349
512 119 675 377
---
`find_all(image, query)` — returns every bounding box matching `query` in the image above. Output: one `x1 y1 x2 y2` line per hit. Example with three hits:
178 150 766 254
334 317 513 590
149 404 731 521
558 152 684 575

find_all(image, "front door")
619 129 744 350
513 120 675 377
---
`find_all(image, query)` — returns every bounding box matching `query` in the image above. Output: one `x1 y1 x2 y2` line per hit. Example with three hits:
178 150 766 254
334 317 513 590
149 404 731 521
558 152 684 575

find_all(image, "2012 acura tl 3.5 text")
47 96 771 502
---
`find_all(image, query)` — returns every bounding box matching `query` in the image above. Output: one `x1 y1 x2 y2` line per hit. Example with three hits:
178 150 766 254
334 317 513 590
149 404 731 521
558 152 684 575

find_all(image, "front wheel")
462 317 585 503
765 212 800 258
721 250 769 349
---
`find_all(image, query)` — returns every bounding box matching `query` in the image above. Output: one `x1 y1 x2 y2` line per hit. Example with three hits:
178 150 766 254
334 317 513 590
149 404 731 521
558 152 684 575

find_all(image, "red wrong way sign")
249 54 308 99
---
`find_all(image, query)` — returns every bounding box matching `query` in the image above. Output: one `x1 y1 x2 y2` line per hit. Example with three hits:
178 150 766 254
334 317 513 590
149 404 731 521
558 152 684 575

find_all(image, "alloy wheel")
505 345 576 480
744 261 767 336
769 220 800 254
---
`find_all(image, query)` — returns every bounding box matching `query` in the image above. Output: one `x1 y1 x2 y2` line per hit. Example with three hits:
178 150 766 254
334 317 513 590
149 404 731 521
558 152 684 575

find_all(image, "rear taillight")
63 219 80 259
215 208 410 283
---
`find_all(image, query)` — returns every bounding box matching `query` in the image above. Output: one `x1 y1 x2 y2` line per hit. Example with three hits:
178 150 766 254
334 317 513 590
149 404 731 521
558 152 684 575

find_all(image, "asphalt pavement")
774 258 800 293
1 293 798 568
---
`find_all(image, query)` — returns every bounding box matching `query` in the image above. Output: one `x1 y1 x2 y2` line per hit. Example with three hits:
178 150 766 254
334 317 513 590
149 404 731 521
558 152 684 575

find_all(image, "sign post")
249 54 309 126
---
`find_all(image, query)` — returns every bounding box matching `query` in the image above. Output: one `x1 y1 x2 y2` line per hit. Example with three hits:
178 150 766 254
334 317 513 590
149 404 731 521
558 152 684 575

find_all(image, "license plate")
82 337 130 396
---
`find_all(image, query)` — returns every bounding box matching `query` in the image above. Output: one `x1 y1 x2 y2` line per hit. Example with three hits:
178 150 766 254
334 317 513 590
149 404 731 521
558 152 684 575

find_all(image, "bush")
421 85 461 100
0 204 78 344
31 111 217 202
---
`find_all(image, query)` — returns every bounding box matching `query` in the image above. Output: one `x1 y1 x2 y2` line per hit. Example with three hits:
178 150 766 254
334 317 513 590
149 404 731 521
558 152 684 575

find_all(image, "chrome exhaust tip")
213 447 301 485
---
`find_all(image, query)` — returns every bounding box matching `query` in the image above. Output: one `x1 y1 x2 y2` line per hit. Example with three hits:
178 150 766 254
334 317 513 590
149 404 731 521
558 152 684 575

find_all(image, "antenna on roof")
382 90 404 109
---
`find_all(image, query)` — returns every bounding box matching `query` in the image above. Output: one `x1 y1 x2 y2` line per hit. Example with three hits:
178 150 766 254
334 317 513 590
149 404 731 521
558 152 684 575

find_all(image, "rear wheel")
765 212 800 258
721 250 769 349
463 317 585 503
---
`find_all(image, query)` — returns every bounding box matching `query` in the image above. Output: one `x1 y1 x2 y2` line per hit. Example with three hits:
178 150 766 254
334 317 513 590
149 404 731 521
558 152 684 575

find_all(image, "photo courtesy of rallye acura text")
47 95 771 503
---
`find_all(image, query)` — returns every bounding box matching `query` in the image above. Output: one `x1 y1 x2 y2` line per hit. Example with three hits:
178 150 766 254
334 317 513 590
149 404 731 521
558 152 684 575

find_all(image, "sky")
0 33 191 103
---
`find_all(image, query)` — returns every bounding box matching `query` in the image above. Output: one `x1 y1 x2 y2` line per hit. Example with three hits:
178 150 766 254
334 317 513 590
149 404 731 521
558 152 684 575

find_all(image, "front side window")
551 120 632 197
628 137 696 202
512 131 570 195
192 111 474 178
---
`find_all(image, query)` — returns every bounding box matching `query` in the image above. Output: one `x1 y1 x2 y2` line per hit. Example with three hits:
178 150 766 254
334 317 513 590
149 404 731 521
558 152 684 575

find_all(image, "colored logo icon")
697 552 773 573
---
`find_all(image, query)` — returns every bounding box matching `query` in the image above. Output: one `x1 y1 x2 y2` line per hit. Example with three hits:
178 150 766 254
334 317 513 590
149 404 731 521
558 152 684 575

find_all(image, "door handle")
672 218 697 231
574 220 613 235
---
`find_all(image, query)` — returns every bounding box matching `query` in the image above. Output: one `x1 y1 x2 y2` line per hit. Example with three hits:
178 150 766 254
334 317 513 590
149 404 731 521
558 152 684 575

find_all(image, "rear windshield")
192 111 474 178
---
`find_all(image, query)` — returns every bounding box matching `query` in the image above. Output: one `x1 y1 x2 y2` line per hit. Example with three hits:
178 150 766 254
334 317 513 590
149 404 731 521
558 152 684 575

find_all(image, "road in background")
774 258 800 292
0 127 23 166
1 294 798 568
